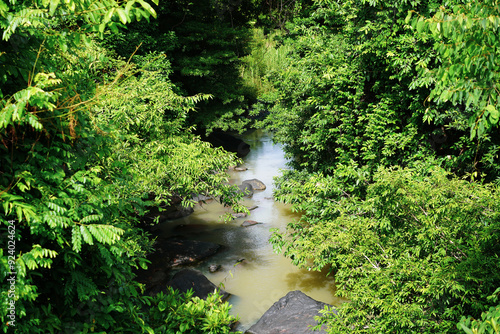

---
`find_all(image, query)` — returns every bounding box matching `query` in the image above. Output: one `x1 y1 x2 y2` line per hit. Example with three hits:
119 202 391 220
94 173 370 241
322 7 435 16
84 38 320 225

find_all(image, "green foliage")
457 288 500 334
0 0 157 102
272 163 500 333
0 0 244 332
146 288 239 334
410 1 500 140
92 51 244 211
262 2 500 332
263 17 431 174
0 0 157 41
103 0 264 135
239 28 293 98
263 0 500 181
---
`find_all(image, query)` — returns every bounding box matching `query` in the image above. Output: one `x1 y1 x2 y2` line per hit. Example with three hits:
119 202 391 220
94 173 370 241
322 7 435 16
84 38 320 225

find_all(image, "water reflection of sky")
158 130 345 332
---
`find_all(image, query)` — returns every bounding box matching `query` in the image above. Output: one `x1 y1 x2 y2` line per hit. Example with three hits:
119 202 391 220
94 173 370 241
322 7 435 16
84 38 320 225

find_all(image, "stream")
156 130 344 331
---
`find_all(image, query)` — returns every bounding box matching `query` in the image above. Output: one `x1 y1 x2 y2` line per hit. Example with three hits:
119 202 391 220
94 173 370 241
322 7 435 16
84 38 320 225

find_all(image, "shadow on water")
285 267 335 293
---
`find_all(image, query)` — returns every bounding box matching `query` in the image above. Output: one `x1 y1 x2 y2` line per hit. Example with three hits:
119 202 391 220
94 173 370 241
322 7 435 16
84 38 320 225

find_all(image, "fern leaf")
71 271 98 302
97 244 114 267
80 214 102 224
80 225 94 245
47 202 67 214
72 226 82 252
87 224 123 245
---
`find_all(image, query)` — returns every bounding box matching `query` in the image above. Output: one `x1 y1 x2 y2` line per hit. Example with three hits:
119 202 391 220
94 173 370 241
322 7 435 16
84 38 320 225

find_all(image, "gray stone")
192 194 212 202
232 212 248 219
245 290 335 334
241 220 262 227
167 269 230 301
238 183 254 197
242 179 266 190
208 264 222 273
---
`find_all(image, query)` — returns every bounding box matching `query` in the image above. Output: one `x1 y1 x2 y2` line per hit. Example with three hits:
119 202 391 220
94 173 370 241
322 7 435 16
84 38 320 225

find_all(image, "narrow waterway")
158 130 344 331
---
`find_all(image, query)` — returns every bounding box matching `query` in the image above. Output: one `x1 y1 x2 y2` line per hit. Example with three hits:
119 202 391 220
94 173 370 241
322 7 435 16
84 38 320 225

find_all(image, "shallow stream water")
156 130 344 331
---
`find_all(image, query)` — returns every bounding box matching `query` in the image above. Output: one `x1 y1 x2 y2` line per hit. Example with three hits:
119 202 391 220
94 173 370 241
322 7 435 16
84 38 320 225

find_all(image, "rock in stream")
245 290 335 334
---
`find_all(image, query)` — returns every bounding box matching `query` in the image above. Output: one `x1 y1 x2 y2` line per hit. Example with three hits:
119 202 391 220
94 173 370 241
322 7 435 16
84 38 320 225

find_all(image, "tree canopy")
1 0 500 333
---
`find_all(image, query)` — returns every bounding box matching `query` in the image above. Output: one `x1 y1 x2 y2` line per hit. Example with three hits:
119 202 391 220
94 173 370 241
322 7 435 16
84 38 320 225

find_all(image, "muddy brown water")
155 130 345 331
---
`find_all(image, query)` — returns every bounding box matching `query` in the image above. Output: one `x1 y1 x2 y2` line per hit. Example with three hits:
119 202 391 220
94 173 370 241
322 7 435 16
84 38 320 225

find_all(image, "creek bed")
156 130 344 331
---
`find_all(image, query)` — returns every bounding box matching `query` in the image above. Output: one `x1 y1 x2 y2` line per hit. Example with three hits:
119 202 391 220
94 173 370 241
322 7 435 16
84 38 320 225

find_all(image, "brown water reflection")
158 130 346 331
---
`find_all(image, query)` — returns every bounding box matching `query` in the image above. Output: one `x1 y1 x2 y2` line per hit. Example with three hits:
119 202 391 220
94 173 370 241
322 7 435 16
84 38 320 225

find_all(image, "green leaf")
405 11 412 24
158 301 166 312
486 105 499 124
115 8 128 24
49 0 60 15
80 225 94 245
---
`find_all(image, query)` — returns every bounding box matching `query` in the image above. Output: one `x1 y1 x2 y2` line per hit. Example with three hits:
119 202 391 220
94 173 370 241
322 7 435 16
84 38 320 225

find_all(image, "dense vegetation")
0 0 247 332
1 0 500 333
262 0 500 333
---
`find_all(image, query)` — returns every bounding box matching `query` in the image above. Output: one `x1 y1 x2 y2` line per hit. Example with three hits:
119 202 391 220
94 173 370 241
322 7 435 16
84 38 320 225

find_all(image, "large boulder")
245 291 334 334
173 224 213 236
242 179 266 190
167 269 230 301
150 238 223 267
134 266 171 297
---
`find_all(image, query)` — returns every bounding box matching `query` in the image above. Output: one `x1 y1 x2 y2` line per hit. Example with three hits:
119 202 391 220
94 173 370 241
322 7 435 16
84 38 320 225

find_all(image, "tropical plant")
410 1 500 140
0 1 243 332
272 163 500 333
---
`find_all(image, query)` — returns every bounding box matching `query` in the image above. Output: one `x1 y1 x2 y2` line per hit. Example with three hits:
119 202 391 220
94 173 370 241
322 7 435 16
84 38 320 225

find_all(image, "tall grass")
240 28 292 97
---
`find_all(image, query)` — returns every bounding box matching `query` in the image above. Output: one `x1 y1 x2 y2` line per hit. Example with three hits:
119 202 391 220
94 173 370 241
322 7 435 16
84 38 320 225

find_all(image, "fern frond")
43 213 71 228
47 201 67 214
80 225 94 245
87 224 123 245
2 8 48 40
97 244 114 267
80 214 103 224
69 271 99 302
72 226 82 252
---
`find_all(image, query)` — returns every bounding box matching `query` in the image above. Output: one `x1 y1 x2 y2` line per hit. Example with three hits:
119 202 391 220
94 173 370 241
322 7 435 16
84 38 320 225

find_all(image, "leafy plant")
0 0 244 332
146 288 240 334
409 1 500 140
458 288 500 334
272 163 500 333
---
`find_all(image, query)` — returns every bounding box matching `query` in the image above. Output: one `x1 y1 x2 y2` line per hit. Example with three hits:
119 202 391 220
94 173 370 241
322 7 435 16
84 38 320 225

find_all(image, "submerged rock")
173 224 212 235
192 194 213 202
245 290 334 334
232 212 248 219
151 238 223 267
208 264 222 273
241 220 262 227
145 204 194 223
167 269 230 301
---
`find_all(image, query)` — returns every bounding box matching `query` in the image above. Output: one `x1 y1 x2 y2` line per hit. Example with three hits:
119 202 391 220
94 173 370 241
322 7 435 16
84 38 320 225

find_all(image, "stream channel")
155 130 344 331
